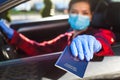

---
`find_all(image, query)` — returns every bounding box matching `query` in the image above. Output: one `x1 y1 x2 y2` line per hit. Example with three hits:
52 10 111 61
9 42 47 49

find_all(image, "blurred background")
4 0 120 22
6 0 70 22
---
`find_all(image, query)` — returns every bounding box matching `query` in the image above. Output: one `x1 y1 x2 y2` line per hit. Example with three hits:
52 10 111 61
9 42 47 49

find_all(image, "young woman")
0 0 115 61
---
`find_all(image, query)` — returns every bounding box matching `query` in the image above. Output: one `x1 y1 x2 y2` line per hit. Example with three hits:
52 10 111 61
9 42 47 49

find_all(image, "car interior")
0 0 120 80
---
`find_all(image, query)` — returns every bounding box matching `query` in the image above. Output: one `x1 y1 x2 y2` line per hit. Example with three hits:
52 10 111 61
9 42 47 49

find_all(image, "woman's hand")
70 35 102 61
0 19 14 39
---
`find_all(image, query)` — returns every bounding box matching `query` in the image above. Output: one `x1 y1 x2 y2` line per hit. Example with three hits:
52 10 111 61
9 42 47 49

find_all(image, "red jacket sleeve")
9 29 115 57
94 29 115 56
9 31 72 56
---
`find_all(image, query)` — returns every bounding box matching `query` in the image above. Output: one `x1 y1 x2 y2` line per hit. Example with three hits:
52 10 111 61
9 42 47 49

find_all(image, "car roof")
0 0 28 13
0 0 8 4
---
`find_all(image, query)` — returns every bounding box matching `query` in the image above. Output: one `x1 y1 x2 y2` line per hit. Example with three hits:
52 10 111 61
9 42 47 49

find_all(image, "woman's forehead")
71 2 90 11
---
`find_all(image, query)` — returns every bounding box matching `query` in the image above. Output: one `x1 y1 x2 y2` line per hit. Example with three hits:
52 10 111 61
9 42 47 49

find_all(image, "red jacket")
9 27 115 57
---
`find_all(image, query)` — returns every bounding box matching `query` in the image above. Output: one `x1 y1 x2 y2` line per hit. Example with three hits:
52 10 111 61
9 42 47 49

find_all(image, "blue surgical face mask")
68 14 90 30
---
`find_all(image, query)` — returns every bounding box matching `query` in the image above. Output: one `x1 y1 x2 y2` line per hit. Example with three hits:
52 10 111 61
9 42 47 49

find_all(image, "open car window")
7 0 70 23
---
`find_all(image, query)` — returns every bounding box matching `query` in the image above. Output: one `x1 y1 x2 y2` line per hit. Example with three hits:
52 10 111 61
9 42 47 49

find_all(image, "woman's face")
69 1 92 21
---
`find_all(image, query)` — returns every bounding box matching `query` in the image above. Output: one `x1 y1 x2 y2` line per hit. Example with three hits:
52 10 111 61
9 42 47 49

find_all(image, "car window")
8 0 70 22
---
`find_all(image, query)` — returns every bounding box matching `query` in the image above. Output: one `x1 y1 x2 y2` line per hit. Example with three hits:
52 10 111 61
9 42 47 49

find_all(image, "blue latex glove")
70 35 102 61
0 19 14 39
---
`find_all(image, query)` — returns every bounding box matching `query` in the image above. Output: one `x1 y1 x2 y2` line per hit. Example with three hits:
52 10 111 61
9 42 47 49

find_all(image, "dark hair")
68 0 93 12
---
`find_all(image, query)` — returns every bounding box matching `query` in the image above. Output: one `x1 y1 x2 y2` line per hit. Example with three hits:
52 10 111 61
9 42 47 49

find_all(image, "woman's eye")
82 12 89 15
70 10 78 14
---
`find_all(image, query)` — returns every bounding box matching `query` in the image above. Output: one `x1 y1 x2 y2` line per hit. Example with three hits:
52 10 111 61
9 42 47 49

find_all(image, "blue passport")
55 46 88 78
